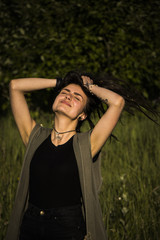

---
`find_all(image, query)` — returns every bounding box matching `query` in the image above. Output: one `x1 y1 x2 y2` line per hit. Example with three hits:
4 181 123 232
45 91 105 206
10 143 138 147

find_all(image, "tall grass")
100 114 160 240
0 115 25 239
0 113 160 240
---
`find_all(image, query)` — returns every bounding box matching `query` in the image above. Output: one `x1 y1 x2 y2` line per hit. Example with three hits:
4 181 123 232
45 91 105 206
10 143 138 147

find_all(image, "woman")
6 71 157 240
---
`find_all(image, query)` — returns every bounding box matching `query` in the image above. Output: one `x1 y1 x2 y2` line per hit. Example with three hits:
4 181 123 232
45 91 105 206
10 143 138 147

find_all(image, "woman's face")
52 84 88 121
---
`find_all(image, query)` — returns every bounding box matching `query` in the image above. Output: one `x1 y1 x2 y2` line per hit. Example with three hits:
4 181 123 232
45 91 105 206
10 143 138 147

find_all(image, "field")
0 113 160 240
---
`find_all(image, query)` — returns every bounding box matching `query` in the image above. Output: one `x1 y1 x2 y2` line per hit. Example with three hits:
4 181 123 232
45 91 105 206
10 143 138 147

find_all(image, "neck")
51 115 78 144
53 126 76 134
53 114 78 132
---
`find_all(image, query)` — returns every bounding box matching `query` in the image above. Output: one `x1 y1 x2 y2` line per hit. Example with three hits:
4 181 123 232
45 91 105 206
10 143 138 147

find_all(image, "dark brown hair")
53 71 159 132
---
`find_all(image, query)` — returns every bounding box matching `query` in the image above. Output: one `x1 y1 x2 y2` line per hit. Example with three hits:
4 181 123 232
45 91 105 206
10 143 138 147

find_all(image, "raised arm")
9 78 56 146
82 76 125 157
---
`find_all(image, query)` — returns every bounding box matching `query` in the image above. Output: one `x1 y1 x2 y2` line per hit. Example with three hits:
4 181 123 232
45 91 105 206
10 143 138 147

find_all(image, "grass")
100 114 160 240
0 112 160 240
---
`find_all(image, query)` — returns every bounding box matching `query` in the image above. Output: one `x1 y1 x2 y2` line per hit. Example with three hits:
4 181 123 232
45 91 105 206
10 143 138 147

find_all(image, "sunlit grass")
0 113 160 240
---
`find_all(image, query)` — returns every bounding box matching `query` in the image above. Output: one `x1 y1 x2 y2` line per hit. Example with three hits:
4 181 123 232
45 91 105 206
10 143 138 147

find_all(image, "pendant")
56 132 62 141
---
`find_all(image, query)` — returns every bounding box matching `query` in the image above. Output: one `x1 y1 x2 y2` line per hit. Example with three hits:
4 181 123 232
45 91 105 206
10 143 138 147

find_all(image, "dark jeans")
19 203 86 240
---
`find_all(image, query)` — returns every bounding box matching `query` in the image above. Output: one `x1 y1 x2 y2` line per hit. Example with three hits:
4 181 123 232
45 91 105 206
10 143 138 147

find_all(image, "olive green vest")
5 124 107 240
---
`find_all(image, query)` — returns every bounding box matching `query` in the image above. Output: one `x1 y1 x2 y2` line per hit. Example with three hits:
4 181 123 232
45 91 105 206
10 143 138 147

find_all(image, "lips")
61 100 71 107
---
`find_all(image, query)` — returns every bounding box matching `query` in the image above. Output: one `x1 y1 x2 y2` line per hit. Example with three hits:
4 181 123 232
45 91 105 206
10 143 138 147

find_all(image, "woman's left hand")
81 76 93 89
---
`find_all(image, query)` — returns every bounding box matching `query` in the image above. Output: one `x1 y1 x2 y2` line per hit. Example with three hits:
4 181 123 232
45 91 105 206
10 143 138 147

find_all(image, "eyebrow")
63 88 83 99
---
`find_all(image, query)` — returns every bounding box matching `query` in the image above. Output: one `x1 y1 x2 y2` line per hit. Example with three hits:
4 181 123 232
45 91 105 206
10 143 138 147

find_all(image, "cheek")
52 95 59 111
75 101 86 114
52 102 55 111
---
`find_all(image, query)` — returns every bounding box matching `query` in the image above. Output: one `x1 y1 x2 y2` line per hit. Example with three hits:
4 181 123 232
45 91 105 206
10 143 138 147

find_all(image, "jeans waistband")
27 202 82 219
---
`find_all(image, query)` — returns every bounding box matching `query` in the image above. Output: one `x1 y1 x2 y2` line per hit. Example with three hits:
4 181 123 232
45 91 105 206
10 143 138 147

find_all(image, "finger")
82 76 92 83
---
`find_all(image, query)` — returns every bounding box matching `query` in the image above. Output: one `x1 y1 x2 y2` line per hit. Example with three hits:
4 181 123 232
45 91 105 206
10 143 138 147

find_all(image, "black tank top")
29 134 82 209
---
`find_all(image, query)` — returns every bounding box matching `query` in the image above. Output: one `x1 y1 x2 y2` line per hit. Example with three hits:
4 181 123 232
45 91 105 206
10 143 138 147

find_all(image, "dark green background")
1 0 160 113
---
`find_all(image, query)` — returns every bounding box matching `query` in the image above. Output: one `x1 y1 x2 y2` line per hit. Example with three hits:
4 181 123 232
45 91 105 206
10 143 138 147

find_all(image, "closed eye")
61 91 67 95
75 96 80 101
60 88 83 101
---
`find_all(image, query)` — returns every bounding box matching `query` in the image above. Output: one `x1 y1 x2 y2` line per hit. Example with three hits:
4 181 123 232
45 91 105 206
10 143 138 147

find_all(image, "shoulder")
73 130 92 157
74 130 92 138
73 130 92 144
27 123 52 146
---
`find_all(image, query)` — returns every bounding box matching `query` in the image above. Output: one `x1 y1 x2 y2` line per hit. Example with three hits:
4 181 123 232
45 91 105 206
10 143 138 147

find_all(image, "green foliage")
0 113 160 239
0 0 160 113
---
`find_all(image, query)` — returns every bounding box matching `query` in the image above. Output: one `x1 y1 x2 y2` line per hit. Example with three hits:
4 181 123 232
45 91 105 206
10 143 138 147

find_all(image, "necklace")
53 126 76 141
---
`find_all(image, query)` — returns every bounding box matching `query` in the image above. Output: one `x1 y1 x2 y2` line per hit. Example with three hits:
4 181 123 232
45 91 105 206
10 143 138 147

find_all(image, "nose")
65 93 72 100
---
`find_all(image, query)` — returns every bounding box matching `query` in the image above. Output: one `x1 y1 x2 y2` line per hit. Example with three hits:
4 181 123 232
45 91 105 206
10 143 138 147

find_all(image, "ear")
78 112 87 121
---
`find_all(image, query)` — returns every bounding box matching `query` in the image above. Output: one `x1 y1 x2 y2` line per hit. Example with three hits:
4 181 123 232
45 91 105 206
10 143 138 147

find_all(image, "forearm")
9 78 57 92
89 84 125 108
